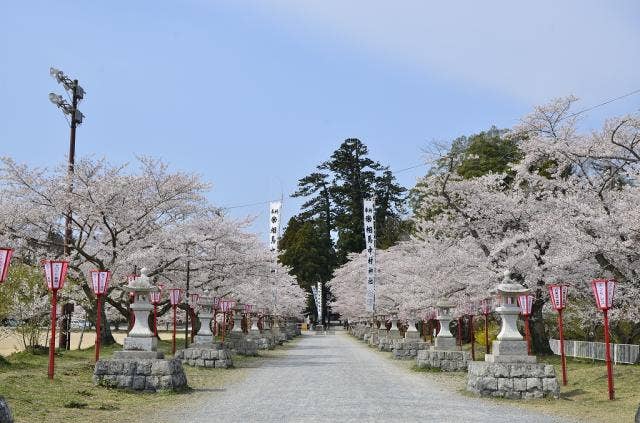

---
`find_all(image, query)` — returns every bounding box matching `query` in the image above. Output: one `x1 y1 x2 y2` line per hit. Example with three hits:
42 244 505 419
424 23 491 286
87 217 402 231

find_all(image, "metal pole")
64 81 78 256
153 303 158 337
603 309 615 400
184 260 190 349
524 314 531 355
95 294 102 362
48 289 58 379
172 305 177 354
558 309 568 386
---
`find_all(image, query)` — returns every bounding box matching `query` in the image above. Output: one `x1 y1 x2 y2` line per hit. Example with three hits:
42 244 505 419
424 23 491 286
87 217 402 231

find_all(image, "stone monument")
175 293 233 368
466 270 559 399
416 301 470 371
93 268 187 391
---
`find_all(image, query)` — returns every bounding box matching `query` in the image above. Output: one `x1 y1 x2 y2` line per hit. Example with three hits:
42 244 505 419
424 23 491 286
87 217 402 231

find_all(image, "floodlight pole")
64 80 79 256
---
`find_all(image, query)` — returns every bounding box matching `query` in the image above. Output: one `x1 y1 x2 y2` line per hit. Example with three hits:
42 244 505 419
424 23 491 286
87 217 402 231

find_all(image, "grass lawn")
0 336 297 423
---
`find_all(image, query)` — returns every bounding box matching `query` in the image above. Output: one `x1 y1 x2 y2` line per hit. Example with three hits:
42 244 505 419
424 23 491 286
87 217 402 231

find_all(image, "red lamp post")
548 283 569 386
212 297 220 336
189 293 200 341
517 293 534 355
0 248 14 284
150 287 162 338
592 278 616 400
456 312 463 350
168 288 183 354
244 304 254 334
90 270 111 362
43 259 69 380
480 298 492 354
219 300 235 344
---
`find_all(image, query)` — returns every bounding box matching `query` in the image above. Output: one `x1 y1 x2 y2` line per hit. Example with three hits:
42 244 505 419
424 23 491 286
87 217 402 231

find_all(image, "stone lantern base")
367 331 379 347
226 332 258 356
93 355 187 392
416 349 470 371
175 341 233 368
392 339 430 360
466 362 559 399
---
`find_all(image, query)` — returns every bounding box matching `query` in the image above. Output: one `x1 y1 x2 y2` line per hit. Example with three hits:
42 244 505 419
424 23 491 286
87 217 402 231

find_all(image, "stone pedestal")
388 315 402 340
175 341 233 368
226 332 258 356
93 268 187 392
416 349 470 370
467 362 559 399
392 338 429 359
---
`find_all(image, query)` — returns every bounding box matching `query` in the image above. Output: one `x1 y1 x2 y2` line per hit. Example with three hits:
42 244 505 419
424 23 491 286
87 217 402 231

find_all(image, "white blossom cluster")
330 97 640 324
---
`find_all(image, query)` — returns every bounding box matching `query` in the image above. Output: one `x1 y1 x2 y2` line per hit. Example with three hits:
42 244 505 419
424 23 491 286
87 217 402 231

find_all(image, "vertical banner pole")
524 314 531 355
153 303 158 337
470 315 475 361
363 198 376 314
484 313 489 354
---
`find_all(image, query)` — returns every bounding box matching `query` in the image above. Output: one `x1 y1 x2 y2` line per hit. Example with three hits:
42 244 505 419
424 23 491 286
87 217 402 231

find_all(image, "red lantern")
244 304 253 313
517 294 534 355
168 288 182 354
89 270 111 362
548 284 569 386
548 284 568 311
0 248 14 283
591 278 616 400
42 259 69 380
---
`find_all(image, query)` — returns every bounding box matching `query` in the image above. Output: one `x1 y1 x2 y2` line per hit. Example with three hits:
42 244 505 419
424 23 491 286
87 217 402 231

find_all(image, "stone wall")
93 358 187 392
392 339 429 359
416 350 470 371
175 344 233 368
466 362 559 399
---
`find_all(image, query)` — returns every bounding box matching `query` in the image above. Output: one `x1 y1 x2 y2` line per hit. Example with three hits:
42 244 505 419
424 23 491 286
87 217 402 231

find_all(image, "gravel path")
161 331 570 422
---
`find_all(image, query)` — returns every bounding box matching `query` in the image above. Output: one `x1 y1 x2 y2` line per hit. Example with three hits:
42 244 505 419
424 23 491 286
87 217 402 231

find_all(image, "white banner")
363 199 376 312
269 201 282 253
317 281 323 322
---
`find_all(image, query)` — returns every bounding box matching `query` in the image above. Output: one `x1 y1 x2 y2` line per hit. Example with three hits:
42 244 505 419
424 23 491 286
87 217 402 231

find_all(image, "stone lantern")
388 313 401 339
404 311 420 340
466 270 559 399
194 295 215 344
377 315 387 338
121 268 159 354
486 270 535 363
94 267 188 392
434 300 456 349
232 302 245 333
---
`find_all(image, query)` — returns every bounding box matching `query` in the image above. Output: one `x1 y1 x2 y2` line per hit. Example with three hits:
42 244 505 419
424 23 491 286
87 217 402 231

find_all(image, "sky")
1 1 639 239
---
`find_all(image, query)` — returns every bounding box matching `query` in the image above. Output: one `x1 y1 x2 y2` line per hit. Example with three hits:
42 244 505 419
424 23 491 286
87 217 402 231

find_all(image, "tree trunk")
530 290 552 355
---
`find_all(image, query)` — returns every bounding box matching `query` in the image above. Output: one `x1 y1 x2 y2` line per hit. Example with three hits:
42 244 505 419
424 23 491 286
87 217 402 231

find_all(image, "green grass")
0 336 291 423
510 356 640 423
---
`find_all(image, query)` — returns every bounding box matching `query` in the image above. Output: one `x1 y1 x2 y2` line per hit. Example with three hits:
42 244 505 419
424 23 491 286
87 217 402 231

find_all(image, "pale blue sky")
2 1 639 238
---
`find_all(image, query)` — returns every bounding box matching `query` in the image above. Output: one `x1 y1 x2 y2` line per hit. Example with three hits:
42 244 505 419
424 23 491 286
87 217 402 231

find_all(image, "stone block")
145 376 159 390
526 377 542 391
513 378 527 391
94 360 109 375
137 361 152 376
132 376 146 390
544 365 556 377
498 378 513 391
543 378 559 394
505 390 521 400
479 377 497 391
491 340 528 356
159 375 174 389
151 360 171 375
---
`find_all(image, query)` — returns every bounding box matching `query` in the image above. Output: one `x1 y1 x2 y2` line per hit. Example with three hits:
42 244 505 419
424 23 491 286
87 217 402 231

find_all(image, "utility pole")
49 68 85 255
